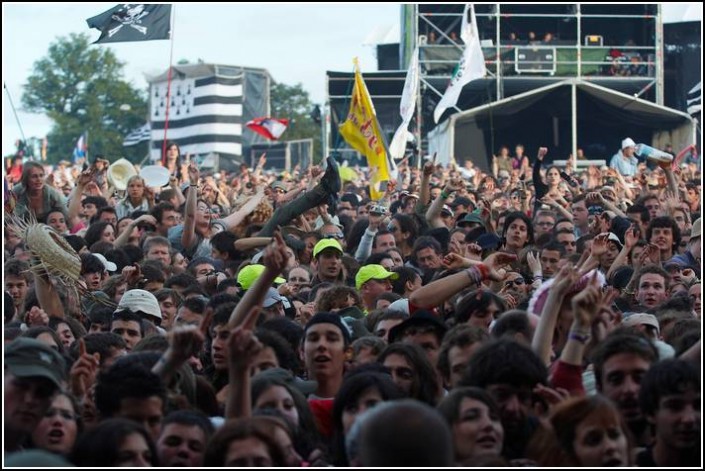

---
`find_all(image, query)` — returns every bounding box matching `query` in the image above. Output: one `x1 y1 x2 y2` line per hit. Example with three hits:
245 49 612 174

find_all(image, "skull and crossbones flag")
87 4 171 44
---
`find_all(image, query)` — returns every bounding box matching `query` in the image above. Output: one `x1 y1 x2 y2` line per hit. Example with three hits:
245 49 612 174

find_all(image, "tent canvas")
431 79 694 171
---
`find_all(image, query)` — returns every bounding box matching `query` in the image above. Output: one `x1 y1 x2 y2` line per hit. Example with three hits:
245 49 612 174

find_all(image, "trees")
270 81 322 163
21 33 147 164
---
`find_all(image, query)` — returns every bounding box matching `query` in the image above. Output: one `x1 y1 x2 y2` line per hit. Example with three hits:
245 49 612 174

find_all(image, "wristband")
568 331 591 344
476 264 490 281
464 267 482 285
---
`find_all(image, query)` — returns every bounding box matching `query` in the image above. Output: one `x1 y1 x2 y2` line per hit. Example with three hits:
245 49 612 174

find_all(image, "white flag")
123 123 151 146
389 46 420 160
433 4 486 123
149 74 244 159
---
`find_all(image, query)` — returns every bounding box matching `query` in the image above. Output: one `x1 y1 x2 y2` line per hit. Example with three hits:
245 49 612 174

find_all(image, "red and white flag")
246 117 289 141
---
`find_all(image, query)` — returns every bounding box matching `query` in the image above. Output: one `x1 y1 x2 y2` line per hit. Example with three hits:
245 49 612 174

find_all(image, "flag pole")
161 6 177 166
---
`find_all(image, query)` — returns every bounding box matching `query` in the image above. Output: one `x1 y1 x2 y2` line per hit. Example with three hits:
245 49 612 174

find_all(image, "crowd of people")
4 138 701 467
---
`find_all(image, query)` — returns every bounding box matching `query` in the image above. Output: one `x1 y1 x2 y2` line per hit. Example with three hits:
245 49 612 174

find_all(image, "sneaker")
320 156 341 196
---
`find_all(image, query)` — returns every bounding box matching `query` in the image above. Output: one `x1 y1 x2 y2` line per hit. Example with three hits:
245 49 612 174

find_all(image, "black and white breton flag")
123 123 151 146
687 82 701 116
150 74 243 160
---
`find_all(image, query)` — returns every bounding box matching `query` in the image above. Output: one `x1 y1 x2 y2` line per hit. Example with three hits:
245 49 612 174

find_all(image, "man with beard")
591 329 658 447
459 338 548 461
637 359 700 467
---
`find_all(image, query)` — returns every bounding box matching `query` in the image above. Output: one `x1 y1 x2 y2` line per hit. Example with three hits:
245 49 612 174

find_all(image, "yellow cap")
313 239 343 258
237 264 285 290
355 264 399 290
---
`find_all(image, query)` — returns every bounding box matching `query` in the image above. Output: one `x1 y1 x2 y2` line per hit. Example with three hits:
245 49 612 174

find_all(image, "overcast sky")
2 3 701 157
2 3 400 155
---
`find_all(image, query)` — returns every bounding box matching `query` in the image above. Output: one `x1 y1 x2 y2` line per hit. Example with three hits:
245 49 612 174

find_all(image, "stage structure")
327 4 697 171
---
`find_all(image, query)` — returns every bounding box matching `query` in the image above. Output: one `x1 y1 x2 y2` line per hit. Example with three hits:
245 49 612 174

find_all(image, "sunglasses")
505 278 526 287
324 233 345 240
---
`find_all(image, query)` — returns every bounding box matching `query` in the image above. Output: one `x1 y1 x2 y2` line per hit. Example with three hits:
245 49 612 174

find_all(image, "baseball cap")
304 312 352 345
355 264 399 290
92 253 117 272
621 137 636 149
388 309 448 344
253 367 318 396
441 205 454 218
458 211 484 227
313 239 343 258
4 338 67 388
263 287 283 308
237 264 286 290
607 232 623 250
690 218 701 240
622 313 659 334
114 289 162 321
270 181 287 193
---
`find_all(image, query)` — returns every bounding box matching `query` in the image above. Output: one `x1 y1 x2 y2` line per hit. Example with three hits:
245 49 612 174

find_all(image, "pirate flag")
87 4 171 44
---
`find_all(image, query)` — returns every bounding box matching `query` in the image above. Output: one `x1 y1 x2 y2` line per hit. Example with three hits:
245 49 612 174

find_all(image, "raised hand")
526 251 542 277
467 242 483 261
262 231 291 276
551 264 580 296
25 306 49 327
443 252 472 270
368 212 383 231
227 306 263 370
483 252 517 281
624 225 639 250
121 264 142 287
168 308 212 363
571 271 601 327
70 338 100 400
590 233 610 258
537 147 548 162
188 161 200 185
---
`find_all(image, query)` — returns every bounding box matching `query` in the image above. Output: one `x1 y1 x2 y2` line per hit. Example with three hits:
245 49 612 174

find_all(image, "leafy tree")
21 33 148 164
270 81 322 163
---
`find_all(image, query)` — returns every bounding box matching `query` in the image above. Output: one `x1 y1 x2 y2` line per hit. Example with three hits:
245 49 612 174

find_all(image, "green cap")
237 264 286 290
4 338 67 388
313 239 343 258
355 264 399 290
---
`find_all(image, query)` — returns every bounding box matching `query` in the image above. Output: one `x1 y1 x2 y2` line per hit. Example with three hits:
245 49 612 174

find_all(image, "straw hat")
9 216 117 309
9 217 81 284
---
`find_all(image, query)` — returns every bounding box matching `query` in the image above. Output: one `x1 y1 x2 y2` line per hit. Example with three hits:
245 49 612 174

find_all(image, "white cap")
388 298 410 315
115 289 162 320
621 138 636 149
92 253 117 273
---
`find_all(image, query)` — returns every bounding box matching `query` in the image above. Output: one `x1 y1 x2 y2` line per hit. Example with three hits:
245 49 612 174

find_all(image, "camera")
369 205 388 215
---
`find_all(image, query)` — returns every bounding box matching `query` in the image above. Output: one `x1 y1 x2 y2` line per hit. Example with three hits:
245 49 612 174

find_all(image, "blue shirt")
609 152 638 177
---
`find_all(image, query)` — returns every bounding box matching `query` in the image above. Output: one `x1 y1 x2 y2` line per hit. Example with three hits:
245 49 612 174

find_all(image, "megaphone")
107 158 138 191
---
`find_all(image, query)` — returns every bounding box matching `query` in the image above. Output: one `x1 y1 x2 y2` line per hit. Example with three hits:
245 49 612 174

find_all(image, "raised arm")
531 264 580 366
220 187 266 231
181 163 200 251
409 252 515 309
225 306 263 420
228 231 289 329
34 272 65 318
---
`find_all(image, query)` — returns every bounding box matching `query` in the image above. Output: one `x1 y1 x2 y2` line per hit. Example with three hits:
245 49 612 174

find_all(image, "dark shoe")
327 193 338 217
320 156 341 196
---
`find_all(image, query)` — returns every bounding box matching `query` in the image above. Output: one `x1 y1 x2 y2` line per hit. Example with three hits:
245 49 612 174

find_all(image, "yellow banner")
339 59 389 200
